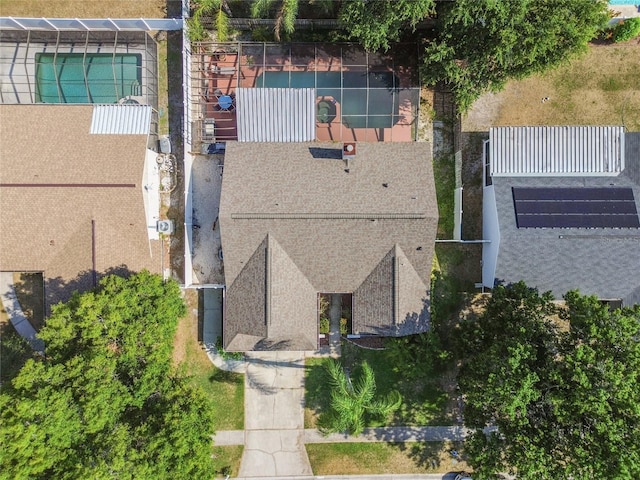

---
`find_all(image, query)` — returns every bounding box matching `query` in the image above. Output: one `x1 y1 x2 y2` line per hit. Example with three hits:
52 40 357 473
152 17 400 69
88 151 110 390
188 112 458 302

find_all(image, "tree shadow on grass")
390 440 465 474
209 368 242 385
304 359 332 426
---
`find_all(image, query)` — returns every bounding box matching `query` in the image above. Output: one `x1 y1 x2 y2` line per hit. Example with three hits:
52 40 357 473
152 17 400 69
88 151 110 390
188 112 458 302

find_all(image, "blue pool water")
257 71 401 128
35 53 142 103
609 0 637 5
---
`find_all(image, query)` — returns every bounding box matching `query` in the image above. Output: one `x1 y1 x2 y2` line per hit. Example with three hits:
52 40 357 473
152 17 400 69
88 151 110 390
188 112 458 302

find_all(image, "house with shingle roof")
219 142 438 351
0 104 162 310
482 126 640 306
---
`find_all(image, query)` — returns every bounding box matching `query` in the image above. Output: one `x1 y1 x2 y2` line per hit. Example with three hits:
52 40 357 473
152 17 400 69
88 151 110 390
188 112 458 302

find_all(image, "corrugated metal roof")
90 104 151 135
236 88 316 142
0 17 182 31
490 126 625 176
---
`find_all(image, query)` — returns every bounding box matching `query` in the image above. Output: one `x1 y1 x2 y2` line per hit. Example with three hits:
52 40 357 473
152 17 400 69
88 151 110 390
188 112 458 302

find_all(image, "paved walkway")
215 426 493 446
231 475 460 480
200 295 488 477
0 272 44 352
239 351 313 477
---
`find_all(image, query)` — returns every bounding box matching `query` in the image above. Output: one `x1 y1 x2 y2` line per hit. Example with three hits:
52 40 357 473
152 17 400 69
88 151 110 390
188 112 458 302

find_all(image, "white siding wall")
482 185 500 288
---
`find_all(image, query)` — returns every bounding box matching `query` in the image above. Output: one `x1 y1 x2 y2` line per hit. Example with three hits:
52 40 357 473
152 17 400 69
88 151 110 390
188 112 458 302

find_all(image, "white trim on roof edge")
489 126 625 177
236 88 316 142
90 104 152 135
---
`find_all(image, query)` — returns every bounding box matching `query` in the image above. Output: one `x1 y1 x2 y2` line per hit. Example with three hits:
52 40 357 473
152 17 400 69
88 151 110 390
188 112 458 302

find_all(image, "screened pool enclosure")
0 26 158 106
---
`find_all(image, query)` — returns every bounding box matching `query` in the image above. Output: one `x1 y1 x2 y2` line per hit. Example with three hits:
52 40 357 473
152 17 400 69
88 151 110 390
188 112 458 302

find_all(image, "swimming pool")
35 53 142 103
609 0 638 5
256 71 401 128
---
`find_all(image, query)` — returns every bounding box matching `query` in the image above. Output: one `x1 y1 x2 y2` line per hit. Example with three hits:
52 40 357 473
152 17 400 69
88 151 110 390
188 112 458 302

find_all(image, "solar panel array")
513 187 640 228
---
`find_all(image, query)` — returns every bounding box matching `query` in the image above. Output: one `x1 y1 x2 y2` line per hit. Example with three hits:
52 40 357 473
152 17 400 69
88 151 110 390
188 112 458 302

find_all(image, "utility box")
159 136 171 154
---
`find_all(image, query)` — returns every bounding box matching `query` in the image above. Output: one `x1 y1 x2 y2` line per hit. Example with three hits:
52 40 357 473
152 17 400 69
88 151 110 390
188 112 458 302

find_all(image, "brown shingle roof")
0 105 160 309
220 142 437 350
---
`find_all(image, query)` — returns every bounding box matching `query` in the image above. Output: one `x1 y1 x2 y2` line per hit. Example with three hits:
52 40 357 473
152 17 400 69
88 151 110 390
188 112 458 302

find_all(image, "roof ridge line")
232 213 428 219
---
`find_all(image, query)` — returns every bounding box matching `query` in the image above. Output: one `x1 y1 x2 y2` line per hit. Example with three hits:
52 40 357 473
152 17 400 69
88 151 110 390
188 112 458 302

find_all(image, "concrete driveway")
239 351 313 477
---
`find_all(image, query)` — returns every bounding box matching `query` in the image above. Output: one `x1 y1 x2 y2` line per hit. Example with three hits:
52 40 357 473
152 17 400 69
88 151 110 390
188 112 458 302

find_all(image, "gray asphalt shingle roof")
490 132 640 306
220 142 438 351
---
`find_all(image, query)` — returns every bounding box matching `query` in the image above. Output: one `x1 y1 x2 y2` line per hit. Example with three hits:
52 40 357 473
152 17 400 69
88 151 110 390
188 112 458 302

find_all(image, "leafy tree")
338 0 435 52
456 282 640 479
422 0 610 112
321 359 401 435
0 271 216 479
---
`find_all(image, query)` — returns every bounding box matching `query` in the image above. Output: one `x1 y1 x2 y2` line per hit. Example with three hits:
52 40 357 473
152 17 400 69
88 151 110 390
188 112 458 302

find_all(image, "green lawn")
190 364 245 431
175 291 245 431
433 153 456 239
306 441 470 475
212 445 244 478
305 342 453 430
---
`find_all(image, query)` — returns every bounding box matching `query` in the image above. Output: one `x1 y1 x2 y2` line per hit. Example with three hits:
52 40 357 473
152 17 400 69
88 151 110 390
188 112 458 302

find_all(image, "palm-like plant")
189 0 231 42
252 0 298 41
322 359 402 436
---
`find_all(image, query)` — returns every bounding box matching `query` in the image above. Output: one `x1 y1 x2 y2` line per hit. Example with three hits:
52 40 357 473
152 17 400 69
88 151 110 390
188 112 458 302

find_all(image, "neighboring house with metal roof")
482 126 640 306
219 142 438 351
0 104 162 311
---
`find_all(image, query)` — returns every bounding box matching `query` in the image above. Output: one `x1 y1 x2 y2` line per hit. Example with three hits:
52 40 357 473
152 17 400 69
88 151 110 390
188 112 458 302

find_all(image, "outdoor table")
218 94 233 110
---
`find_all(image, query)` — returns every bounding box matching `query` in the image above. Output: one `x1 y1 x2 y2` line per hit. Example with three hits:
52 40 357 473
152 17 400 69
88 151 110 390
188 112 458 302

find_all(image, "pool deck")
194 48 417 143
609 4 640 19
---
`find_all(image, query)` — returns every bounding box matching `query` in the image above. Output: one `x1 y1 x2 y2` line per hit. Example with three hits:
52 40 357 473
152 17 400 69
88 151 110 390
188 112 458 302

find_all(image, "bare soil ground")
465 43 640 132
172 289 202 366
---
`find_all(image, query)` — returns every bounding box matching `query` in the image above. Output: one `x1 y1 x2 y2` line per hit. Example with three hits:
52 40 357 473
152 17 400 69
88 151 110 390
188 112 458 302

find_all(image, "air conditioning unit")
156 220 174 235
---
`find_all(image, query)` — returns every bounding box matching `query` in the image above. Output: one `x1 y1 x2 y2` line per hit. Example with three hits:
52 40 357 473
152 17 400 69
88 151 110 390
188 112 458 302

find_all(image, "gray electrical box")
159 136 171 154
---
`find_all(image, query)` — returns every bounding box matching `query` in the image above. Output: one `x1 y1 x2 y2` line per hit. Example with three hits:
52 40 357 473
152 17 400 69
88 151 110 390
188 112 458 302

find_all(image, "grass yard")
305 341 453 430
173 290 244 431
0 0 167 18
434 153 456 239
212 445 243 479
306 441 470 476
496 44 640 130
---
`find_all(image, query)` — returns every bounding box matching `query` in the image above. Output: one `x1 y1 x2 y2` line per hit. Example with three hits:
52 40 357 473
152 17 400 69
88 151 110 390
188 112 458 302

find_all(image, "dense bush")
612 17 640 42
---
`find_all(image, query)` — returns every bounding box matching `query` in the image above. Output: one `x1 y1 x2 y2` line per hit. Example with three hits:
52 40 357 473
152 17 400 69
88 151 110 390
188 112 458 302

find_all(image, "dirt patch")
463 43 640 131
8 272 45 331
494 44 640 130
345 336 385 349
173 289 201 366
458 293 489 323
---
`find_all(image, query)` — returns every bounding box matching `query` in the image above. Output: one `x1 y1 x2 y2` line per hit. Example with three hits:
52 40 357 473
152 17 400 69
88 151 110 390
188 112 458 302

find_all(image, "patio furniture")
218 94 234 111
211 65 236 75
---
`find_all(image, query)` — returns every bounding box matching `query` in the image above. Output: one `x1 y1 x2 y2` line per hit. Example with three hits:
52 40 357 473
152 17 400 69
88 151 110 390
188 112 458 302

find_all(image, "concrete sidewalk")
0 272 44 352
232 475 460 480
214 426 493 446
